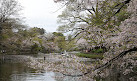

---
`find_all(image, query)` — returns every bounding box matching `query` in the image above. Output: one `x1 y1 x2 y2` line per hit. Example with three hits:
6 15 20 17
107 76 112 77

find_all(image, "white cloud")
18 0 62 32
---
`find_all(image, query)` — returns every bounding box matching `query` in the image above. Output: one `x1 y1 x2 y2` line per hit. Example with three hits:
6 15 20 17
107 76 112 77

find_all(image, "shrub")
31 43 41 54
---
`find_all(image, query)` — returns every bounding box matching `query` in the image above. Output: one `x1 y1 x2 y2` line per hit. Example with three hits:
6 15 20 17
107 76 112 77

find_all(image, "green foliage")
65 34 76 51
1 34 9 40
0 0 46 54
53 32 64 36
39 46 48 53
92 48 104 53
66 40 76 51
115 10 131 26
76 53 103 59
94 76 105 81
55 36 66 51
56 0 131 51
30 43 41 54
52 32 67 51
28 27 45 37
18 29 30 38
33 37 43 45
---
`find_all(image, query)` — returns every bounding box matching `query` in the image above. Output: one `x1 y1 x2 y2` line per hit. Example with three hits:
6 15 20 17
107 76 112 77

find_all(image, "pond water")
0 55 56 81
0 54 94 81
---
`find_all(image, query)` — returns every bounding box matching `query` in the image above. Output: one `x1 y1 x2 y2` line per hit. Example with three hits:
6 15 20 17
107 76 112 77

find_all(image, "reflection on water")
11 72 55 81
0 59 56 81
0 54 90 81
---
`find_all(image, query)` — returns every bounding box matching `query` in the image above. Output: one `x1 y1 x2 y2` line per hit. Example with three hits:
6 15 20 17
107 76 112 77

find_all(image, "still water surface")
0 57 56 81
0 54 88 81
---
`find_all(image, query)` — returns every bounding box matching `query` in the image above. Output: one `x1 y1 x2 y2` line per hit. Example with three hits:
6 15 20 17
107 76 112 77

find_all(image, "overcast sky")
19 0 62 32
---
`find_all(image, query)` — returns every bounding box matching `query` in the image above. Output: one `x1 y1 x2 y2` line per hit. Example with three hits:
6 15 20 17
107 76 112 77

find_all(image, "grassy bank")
76 53 104 59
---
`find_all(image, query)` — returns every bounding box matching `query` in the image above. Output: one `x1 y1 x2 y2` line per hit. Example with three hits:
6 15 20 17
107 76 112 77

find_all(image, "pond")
0 55 56 81
0 54 95 81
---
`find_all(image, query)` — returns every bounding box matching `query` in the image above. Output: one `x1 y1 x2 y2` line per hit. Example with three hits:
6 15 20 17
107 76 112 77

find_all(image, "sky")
18 0 62 32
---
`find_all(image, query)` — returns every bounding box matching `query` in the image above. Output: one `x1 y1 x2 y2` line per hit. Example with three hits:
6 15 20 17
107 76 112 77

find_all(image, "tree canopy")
55 0 131 49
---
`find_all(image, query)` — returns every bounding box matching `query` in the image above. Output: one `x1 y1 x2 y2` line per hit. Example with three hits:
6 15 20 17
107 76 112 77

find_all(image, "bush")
31 43 41 54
